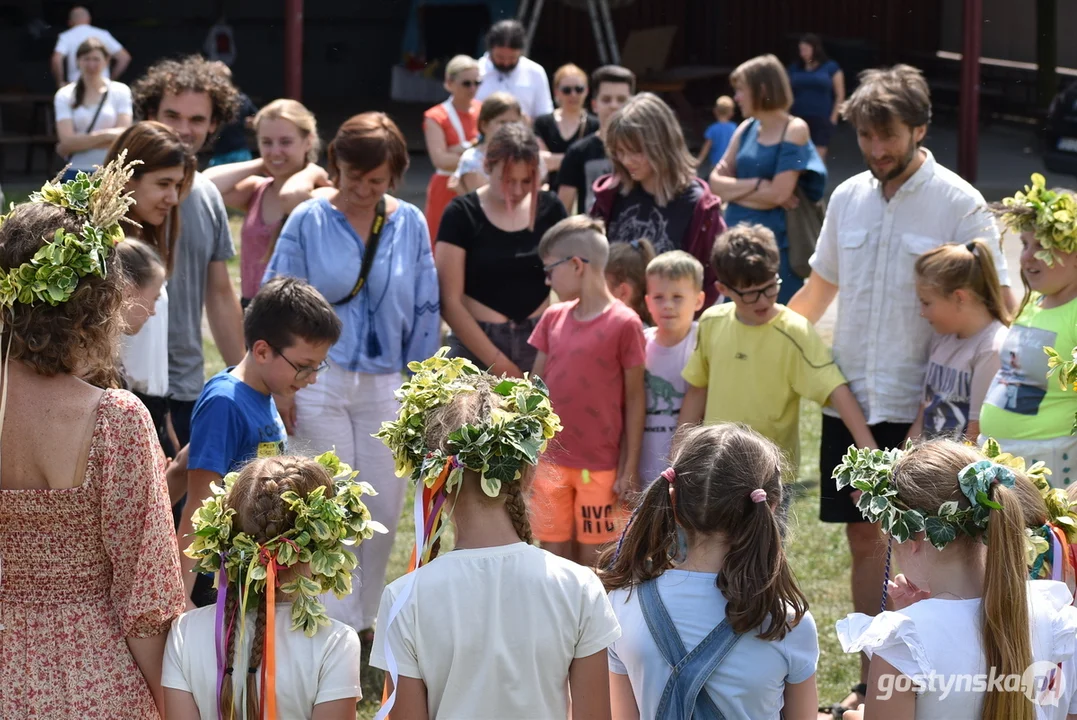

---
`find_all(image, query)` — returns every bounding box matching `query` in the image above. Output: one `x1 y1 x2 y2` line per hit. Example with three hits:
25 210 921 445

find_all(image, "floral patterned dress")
0 389 186 719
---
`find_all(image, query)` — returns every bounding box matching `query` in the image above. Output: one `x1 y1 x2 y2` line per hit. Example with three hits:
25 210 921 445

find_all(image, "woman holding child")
437 121 567 376
263 112 440 635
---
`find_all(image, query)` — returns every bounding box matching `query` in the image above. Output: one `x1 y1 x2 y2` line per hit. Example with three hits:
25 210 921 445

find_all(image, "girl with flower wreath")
369 350 621 720
0 158 187 718
979 175 1077 486
834 439 1077 720
164 452 382 719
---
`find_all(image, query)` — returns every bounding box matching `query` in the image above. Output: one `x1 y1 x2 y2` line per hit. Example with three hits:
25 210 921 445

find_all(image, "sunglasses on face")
459 79 483 89
724 277 782 304
559 85 586 95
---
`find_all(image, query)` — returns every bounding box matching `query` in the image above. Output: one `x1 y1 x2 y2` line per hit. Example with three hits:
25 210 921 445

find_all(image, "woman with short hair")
532 63 599 192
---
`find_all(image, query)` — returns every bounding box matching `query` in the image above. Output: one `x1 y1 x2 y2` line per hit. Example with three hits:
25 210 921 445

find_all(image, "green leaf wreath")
374 347 562 496
184 450 387 637
989 172 1077 266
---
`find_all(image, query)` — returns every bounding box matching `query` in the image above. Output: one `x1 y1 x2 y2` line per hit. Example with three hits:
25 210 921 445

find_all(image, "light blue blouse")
262 197 440 375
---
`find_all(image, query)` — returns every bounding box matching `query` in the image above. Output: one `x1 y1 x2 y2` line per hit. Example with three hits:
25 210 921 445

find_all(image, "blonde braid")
503 481 534 545
245 595 267 720
217 586 239 720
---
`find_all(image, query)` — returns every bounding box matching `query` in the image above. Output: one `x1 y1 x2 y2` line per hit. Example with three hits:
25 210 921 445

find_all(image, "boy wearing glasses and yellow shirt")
678 223 877 468
179 276 341 606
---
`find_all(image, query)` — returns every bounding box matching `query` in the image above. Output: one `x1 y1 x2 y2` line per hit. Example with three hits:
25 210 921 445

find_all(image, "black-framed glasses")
559 85 586 95
724 277 782 304
269 344 329 381
542 256 589 277
459 79 483 88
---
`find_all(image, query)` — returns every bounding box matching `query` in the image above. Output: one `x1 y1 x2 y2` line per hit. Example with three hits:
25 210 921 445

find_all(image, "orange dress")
0 389 186 719
424 98 480 244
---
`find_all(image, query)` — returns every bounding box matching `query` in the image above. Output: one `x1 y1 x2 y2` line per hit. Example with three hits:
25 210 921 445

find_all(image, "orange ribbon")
407 459 452 572
263 555 278 720
1050 525 1074 590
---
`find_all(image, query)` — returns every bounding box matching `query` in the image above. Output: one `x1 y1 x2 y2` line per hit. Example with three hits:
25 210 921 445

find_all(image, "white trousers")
293 365 405 631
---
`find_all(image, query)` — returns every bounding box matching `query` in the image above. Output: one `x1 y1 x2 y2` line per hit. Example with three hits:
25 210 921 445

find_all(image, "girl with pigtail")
601 423 819 720
370 349 620 720
163 454 382 719
835 439 1077 720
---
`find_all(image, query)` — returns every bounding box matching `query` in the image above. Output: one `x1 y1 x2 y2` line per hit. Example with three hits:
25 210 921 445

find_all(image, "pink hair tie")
750 488 767 504
661 467 676 484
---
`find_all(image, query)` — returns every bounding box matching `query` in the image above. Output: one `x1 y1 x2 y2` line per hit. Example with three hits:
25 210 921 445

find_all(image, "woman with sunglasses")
533 63 598 192
423 55 482 242
437 122 567 377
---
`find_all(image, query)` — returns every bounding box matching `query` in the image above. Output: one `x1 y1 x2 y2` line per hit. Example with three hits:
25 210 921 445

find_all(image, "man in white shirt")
50 6 131 87
787 64 1016 712
475 19 554 121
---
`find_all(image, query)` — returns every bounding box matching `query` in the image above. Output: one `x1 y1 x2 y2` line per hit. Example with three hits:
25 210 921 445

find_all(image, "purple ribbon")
214 557 228 720
1052 532 1064 582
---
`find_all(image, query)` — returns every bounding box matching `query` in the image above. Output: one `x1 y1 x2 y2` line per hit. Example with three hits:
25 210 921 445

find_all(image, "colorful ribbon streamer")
264 558 277 720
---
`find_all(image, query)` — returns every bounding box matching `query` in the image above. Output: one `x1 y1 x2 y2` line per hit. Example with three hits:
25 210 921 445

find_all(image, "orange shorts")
531 461 622 545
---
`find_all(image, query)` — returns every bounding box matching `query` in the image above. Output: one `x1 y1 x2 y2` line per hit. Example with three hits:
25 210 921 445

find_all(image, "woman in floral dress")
0 160 186 719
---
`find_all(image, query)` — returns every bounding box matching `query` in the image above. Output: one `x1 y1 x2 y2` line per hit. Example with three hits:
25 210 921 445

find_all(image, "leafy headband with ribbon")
989 173 1077 266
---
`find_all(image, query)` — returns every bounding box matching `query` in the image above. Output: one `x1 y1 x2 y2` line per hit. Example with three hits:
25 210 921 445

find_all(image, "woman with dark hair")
437 122 567 376
54 37 133 180
105 121 197 458
263 111 440 637
788 33 845 161
0 159 186 718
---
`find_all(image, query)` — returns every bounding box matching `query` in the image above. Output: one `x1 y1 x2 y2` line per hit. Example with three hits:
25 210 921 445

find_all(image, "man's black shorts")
819 414 912 523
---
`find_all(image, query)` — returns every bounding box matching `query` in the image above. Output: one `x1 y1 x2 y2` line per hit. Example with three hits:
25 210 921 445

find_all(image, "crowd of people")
5 11 1077 720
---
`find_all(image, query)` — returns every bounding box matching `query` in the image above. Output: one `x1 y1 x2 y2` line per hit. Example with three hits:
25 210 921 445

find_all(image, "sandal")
820 683 866 719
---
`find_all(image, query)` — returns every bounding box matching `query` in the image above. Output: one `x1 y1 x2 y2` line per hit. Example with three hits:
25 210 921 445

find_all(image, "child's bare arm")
617 365 646 496
695 139 712 166
678 384 707 426
568 650 613 720
907 403 925 442
383 675 430 720
829 384 878 450
609 672 639 720
531 351 547 379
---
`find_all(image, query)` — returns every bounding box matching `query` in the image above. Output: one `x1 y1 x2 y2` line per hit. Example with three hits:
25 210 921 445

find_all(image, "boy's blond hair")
646 250 704 291
714 95 735 120
538 216 610 270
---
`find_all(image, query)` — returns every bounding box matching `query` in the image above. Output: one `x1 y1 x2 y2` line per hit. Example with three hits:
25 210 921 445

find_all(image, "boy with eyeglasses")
679 222 877 469
179 276 341 606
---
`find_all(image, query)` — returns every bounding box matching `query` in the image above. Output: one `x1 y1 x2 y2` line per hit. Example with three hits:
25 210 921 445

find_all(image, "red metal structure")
285 0 304 100
958 0 982 182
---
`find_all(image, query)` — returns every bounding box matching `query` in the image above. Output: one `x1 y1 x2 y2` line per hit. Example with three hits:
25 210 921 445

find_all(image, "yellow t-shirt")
682 304 847 467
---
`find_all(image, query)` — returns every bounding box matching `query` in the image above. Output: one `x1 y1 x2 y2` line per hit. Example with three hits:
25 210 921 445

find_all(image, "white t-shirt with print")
53 24 124 83
640 323 698 484
162 604 362 719
921 320 1008 438
837 580 1077 720
608 570 819 720
53 80 132 169
370 542 621 719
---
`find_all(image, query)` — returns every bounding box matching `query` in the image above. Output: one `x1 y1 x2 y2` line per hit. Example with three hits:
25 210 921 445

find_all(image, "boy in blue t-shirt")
179 276 342 604
696 95 737 172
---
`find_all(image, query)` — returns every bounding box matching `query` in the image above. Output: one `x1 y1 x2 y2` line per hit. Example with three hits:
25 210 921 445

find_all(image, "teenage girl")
606 237 656 325
162 456 363 720
980 214 1077 486
837 440 1077 720
911 239 1011 441
370 371 620 719
204 98 323 307
452 91 523 195
602 423 819 720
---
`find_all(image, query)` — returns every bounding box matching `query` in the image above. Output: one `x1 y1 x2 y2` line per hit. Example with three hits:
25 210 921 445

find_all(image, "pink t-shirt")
529 299 646 470
240 178 282 299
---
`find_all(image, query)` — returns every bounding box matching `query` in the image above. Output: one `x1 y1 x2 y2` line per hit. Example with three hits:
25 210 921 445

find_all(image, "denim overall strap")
639 580 742 720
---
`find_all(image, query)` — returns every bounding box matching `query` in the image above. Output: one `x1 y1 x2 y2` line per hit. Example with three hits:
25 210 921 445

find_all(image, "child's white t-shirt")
370 542 621 719
608 570 819 720
837 580 1077 720
162 603 362 719
640 324 698 484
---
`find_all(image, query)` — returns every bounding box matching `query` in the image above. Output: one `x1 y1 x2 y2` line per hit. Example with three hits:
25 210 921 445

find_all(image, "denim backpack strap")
638 580 735 720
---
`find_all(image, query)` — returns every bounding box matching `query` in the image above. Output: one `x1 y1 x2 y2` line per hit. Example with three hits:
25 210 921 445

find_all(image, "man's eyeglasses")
559 85 586 95
459 79 483 89
270 344 329 381
724 277 782 304
542 256 589 277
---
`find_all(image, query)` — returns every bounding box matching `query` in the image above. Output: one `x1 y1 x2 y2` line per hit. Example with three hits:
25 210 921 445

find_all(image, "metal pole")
517 0 532 21
524 0 545 56
284 0 304 100
958 0 982 182
597 0 619 65
586 0 609 65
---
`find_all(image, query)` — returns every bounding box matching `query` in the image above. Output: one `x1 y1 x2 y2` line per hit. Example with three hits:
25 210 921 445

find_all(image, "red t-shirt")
529 299 646 470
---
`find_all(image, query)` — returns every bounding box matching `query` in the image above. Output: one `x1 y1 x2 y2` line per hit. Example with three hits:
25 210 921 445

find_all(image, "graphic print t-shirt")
559 134 612 213
188 369 287 475
981 294 1077 441
921 321 1007 438
606 183 704 253
639 324 698 485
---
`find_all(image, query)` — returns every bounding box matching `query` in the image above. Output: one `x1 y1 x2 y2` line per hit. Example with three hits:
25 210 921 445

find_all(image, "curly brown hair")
0 203 124 382
131 55 240 127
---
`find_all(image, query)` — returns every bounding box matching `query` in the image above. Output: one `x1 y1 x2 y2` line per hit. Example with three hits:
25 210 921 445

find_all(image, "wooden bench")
0 93 58 181
0 135 58 180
